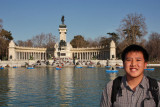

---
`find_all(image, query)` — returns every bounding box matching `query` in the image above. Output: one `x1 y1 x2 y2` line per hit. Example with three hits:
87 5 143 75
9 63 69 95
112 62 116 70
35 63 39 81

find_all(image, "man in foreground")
100 44 160 107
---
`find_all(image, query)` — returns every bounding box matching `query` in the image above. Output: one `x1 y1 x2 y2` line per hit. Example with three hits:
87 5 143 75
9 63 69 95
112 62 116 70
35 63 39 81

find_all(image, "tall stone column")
80 52 81 60
8 40 16 60
18 52 20 60
23 52 24 60
45 52 47 60
85 52 87 60
59 16 67 42
110 40 116 60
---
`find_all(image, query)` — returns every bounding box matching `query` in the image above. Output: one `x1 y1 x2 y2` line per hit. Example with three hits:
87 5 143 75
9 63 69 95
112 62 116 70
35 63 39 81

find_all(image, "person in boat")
100 44 160 107
57 65 61 68
111 67 114 70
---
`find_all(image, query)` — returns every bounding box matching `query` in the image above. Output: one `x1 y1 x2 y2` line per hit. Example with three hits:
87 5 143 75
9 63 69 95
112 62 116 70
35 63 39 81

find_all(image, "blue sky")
0 0 160 42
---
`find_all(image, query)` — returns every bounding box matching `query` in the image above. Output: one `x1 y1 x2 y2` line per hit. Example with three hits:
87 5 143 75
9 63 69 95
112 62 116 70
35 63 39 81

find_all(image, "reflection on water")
109 73 117 80
0 69 9 106
0 67 160 106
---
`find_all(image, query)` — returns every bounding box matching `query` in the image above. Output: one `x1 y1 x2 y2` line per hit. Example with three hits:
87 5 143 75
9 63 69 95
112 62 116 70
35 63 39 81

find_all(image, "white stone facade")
59 28 67 42
8 40 47 61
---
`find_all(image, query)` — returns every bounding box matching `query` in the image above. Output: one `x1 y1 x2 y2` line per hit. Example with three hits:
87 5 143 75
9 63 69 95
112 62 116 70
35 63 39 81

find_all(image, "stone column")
110 40 116 60
79 52 81 60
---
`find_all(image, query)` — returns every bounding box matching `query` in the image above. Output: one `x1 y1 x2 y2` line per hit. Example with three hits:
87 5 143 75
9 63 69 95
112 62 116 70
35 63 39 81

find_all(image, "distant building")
8 40 47 61
8 18 116 61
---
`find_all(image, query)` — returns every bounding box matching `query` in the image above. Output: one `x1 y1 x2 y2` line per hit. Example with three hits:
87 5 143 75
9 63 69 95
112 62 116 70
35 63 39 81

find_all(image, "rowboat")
27 67 35 69
144 68 155 71
76 66 83 68
116 66 123 69
56 67 62 70
0 67 4 69
106 70 118 73
75 65 83 68
105 66 111 68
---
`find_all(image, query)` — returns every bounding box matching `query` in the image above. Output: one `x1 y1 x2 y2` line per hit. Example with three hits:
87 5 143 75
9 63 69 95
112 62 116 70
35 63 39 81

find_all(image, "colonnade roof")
70 47 109 52
15 46 47 51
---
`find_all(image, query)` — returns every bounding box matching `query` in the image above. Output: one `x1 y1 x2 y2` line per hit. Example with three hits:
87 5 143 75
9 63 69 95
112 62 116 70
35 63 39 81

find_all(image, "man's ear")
144 62 147 69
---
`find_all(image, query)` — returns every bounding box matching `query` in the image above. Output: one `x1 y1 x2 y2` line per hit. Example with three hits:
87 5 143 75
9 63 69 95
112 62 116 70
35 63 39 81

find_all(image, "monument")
54 16 116 61
54 16 73 58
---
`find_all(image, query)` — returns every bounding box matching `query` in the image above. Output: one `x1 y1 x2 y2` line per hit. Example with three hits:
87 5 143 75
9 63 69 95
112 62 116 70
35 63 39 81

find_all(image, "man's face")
123 51 147 79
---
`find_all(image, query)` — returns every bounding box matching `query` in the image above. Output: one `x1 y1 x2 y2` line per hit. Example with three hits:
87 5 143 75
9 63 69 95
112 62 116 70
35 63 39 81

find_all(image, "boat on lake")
105 66 111 68
75 65 83 68
144 68 155 71
0 66 4 69
56 67 62 70
27 66 35 69
116 66 123 69
13 66 18 68
106 66 118 73
106 69 118 73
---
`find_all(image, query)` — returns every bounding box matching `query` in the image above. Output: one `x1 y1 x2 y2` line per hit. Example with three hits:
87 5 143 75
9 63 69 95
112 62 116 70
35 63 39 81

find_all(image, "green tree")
0 29 13 40
99 37 110 47
70 35 89 48
107 32 119 44
0 29 13 60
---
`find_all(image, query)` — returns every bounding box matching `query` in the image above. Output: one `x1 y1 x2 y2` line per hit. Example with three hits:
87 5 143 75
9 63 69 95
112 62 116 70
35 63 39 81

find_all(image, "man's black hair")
121 44 149 62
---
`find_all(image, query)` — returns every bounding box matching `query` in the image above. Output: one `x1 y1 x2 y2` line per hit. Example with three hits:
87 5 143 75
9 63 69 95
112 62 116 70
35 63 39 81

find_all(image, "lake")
0 67 160 107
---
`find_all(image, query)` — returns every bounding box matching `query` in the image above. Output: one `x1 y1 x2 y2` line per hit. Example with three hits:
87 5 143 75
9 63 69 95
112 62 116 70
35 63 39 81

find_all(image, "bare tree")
86 37 99 47
32 33 46 47
44 33 57 48
118 13 147 45
145 32 160 62
16 40 25 46
25 39 33 47
17 39 33 47
16 33 56 48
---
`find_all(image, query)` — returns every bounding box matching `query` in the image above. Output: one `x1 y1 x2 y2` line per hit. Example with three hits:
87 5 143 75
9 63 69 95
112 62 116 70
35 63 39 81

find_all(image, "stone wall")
0 60 37 67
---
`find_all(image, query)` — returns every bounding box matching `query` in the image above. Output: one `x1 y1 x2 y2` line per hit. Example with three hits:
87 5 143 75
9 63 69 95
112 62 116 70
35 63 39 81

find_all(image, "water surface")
0 67 160 106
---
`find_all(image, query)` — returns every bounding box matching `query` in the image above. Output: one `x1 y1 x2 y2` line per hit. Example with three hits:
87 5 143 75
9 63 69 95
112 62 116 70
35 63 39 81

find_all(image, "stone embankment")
0 59 121 67
1 59 158 68
147 64 160 66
